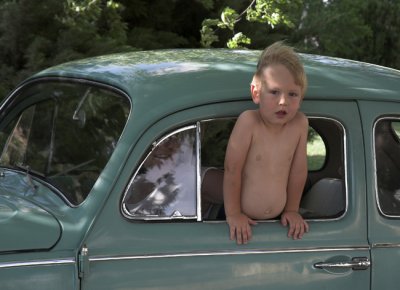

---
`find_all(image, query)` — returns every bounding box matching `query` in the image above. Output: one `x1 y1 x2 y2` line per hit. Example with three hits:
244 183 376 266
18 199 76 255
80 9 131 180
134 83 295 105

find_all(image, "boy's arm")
224 111 257 245
281 114 309 239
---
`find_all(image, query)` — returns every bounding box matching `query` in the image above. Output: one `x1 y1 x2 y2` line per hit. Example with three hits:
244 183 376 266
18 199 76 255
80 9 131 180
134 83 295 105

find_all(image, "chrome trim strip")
372 243 400 249
196 122 202 221
0 258 75 269
90 246 370 262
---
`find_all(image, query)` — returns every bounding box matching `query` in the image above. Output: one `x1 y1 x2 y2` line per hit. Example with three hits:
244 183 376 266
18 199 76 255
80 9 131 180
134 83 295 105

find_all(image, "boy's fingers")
246 224 252 241
229 226 236 241
236 231 243 245
304 221 310 232
287 222 295 237
240 231 247 244
236 225 253 245
249 218 258 226
288 222 301 239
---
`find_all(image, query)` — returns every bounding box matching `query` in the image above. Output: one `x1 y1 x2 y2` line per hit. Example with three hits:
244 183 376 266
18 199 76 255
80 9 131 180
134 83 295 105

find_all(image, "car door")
359 100 400 290
80 100 370 290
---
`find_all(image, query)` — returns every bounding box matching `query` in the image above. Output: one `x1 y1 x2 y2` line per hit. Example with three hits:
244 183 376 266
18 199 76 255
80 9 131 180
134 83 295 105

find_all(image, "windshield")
0 81 130 205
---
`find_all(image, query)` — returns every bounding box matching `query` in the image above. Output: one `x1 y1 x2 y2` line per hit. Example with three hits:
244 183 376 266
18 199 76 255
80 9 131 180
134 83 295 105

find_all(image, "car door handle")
314 257 370 271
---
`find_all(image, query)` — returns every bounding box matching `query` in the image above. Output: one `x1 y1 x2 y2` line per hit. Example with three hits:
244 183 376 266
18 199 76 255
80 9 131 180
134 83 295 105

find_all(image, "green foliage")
0 0 400 99
360 0 400 69
200 0 299 48
227 32 251 49
291 0 371 60
246 0 295 28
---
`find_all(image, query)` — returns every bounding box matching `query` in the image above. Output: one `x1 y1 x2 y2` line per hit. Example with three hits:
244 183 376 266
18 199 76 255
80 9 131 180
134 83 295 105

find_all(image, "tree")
0 0 130 97
360 0 400 69
200 0 301 48
1 0 400 99
291 0 371 61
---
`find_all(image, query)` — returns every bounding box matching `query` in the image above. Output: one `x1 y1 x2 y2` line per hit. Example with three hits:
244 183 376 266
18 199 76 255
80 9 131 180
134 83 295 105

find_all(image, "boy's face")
251 64 302 127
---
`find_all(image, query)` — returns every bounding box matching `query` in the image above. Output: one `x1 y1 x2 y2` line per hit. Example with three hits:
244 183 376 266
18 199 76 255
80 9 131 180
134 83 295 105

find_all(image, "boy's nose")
279 94 288 106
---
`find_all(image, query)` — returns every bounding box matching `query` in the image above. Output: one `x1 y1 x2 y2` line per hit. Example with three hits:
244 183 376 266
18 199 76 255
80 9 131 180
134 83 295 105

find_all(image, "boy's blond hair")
255 41 307 97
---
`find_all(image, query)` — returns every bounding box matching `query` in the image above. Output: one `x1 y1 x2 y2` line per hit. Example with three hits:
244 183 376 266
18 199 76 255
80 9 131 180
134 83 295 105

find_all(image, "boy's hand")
280 211 309 240
226 213 257 245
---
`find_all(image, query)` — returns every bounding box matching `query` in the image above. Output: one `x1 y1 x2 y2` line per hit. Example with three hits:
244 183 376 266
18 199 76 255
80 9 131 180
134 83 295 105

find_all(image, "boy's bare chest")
249 128 299 165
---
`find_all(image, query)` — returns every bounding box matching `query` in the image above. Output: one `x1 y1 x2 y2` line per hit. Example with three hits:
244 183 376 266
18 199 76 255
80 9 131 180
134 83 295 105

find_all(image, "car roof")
31 49 400 105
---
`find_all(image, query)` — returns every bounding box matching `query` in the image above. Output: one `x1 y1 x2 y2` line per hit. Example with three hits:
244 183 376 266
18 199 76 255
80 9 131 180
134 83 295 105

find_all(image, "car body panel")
358 100 400 290
0 194 60 252
80 100 369 290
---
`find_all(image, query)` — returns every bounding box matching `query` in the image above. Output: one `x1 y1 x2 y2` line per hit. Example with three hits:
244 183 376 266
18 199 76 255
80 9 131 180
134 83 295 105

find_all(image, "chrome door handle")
314 257 370 271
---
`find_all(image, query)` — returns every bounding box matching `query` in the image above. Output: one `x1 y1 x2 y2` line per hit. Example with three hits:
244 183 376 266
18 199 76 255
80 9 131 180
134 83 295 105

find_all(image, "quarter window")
375 118 400 216
123 127 197 220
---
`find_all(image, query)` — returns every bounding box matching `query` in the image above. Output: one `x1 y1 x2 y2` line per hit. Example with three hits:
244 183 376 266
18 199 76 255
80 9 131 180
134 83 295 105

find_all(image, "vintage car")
0 48 400 290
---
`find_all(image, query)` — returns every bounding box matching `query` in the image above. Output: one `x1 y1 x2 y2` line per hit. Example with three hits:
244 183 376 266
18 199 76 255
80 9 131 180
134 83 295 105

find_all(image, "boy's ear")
251 82 260 104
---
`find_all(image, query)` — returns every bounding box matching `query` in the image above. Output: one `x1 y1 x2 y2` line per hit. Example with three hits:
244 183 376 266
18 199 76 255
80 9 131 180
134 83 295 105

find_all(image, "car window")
201 117 345 220
307 127 326 171
375 118 400 216
122 117 345 221
0 82 130 205
123 127 197 220
200 119 327 171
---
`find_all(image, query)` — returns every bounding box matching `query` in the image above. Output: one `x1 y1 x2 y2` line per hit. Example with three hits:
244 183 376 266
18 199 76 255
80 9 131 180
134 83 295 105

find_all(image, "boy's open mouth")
276 110 287 117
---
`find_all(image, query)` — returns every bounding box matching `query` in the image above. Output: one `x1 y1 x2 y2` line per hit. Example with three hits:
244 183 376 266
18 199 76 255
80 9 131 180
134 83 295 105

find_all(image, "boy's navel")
264 208 272 215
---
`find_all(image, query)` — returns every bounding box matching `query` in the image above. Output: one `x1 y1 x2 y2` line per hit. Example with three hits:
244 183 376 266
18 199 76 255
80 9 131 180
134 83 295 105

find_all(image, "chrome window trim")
196 122 202 221
89 246 370 263
0 258 75 269
121 125 198 221
373 116 400 218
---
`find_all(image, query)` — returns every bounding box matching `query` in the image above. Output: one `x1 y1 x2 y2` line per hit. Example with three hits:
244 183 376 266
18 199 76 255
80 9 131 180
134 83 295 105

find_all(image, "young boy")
223 41 309 244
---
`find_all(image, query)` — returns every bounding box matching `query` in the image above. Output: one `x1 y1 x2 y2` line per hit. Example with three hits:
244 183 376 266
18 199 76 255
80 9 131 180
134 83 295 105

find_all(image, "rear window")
375 118 400 216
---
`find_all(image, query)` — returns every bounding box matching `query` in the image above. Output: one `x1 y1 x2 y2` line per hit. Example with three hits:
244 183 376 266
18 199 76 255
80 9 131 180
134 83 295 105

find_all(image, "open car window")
0 82 130 205
122 117 346 221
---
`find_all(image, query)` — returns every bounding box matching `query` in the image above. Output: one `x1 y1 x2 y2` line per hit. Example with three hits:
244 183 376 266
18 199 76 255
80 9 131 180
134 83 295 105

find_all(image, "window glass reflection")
0 82 130 205
125 128 197 218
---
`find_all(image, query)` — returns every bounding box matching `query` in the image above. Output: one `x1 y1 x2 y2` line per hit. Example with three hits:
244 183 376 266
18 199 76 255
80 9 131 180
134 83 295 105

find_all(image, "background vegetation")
1 0 399 98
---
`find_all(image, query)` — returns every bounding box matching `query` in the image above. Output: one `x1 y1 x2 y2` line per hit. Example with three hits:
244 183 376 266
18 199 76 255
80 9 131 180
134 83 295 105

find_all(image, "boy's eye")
289 92 299 97
269 90 279 95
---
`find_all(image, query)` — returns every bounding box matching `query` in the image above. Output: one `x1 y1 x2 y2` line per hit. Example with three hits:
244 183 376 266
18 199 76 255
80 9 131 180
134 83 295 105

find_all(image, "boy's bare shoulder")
237 109 260 125
292 111 309 128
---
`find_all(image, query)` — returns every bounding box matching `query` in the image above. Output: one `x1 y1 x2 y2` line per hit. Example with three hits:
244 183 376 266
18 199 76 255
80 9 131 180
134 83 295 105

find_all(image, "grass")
307 136 326 171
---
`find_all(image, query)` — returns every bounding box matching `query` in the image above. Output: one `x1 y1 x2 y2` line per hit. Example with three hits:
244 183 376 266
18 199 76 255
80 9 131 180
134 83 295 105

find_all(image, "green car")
1 49 400 290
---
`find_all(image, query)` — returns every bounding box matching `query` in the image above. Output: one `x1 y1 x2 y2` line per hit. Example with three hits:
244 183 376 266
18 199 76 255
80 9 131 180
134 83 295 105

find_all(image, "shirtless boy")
223 42 309 244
